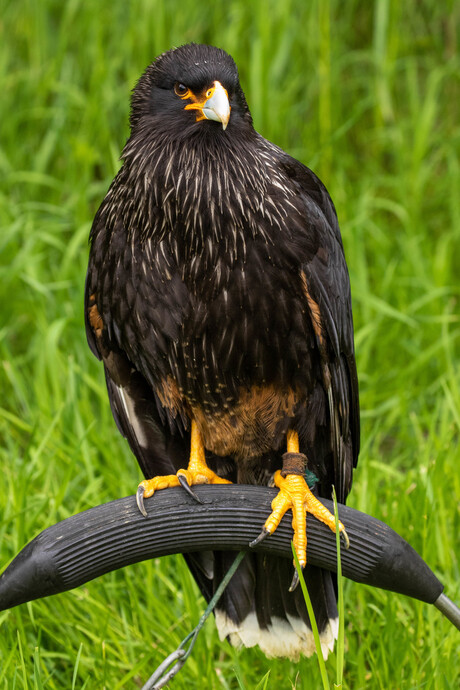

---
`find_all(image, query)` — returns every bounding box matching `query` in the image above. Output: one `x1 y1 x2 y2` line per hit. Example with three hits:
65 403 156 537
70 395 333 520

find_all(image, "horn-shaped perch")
0 486 458 630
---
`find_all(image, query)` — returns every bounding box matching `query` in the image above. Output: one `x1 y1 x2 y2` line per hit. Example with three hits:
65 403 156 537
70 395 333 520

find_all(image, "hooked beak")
185 81 231 130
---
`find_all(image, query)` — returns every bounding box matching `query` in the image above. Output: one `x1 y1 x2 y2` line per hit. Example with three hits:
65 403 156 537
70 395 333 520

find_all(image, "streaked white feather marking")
116 384 148 449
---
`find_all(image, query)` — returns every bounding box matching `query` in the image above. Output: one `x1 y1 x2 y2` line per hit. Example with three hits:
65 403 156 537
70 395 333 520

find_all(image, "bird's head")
129 43 253 137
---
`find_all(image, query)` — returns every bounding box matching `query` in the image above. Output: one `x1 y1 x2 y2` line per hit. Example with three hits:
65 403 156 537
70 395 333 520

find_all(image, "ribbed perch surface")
0 486 443 612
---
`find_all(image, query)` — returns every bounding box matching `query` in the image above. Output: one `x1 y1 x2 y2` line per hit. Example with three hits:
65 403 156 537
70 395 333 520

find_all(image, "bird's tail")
186 551 338 660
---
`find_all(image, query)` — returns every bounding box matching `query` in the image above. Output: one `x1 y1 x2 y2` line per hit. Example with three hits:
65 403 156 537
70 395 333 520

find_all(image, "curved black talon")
136 485 148 518
341 528 350 549
289 566 303 592
249 527 271 548
177 474 203 504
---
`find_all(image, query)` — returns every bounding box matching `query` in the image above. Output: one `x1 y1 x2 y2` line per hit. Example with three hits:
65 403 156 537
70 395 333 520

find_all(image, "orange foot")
136 420 231 516
250 431 349 590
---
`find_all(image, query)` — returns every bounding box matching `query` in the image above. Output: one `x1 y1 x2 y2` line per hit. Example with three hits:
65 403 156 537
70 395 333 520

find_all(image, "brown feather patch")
155 376 299 461
88 295 104 337
155 375 186 419
193 385 298 460
300 271 324 347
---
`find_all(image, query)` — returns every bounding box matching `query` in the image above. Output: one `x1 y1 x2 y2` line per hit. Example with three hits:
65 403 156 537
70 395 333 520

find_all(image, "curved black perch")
0 486 458 629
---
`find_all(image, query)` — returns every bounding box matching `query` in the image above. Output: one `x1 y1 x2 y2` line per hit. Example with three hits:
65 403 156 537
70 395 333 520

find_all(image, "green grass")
1 0 459 687
292 545 331 690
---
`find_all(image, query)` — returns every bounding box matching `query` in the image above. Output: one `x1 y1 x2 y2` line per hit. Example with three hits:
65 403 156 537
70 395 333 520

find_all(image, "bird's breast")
146 238 316 459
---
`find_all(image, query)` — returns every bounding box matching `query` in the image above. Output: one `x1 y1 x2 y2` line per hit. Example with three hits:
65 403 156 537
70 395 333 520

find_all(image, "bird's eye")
206 88 213 98
174 83 190 98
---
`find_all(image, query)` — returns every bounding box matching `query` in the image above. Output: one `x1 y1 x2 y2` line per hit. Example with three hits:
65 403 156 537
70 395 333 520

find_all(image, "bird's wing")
280 152 360 503
84 213 189 480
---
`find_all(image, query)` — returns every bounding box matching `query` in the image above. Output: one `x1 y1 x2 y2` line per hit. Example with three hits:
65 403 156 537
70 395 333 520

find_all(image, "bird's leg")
250 430 349 590
176 419 232 490
137 420 231 515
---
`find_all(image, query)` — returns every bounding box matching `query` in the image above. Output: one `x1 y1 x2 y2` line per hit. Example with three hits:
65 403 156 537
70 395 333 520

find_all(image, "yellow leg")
251 430 348 586
286 429 300 453
137 420 230 515
176 420 232 487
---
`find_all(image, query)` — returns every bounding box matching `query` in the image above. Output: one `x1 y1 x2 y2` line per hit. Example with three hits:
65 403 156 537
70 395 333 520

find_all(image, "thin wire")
141 551 246 689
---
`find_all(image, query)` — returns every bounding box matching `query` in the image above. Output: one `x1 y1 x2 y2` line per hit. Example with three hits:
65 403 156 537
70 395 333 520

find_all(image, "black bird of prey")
85 43 359 660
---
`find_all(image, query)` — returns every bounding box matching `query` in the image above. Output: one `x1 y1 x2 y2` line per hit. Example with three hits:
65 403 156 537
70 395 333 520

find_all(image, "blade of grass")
33 647 44 690
332 486 345 689
71 643 83 690
254 670 271 689
17 630 28 689
291 543 330 690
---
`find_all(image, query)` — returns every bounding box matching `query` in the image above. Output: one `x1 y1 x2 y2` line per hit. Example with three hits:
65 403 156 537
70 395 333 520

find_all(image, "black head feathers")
130 43 250 130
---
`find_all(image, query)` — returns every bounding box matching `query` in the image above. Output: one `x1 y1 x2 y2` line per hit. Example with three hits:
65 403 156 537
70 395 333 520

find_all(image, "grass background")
1 0 459 687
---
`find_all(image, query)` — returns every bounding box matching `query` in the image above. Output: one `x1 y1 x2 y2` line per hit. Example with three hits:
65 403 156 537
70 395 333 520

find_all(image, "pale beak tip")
203 81 231 131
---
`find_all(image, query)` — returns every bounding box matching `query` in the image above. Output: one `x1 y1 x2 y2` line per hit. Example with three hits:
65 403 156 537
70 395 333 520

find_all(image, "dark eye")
174 82 190 97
